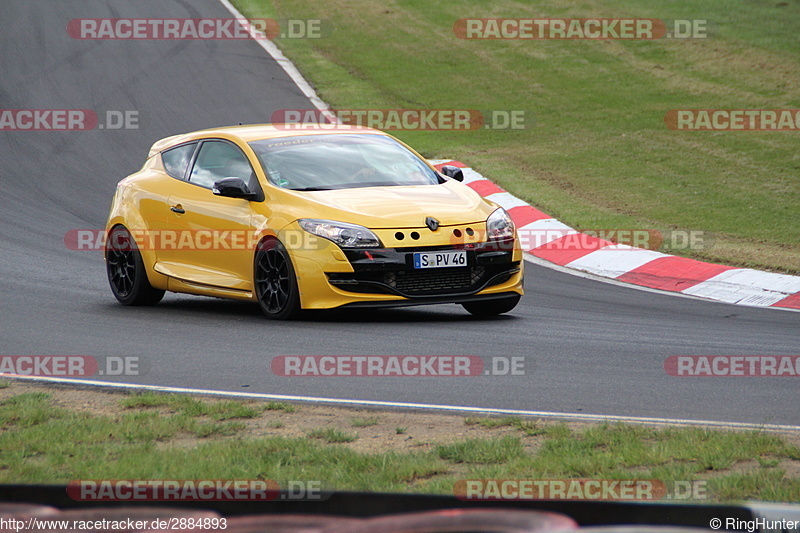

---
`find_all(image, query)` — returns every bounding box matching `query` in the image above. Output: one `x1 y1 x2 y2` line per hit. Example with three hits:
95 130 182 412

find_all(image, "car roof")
148 124 387 157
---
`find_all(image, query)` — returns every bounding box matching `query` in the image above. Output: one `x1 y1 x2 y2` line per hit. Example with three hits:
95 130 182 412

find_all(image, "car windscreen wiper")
288 186 337 191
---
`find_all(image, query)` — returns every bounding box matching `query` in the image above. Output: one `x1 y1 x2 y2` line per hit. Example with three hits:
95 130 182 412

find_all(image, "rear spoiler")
147 133 194 158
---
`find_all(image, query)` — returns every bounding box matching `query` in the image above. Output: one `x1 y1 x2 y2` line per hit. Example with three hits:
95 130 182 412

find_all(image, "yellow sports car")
104 125 524 319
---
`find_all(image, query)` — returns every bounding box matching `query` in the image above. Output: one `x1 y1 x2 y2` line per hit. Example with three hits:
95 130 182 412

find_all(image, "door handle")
170 205 185 214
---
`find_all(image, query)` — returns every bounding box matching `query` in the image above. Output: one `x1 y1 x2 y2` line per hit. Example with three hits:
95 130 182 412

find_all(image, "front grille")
389 267 477 295
327 264 515 297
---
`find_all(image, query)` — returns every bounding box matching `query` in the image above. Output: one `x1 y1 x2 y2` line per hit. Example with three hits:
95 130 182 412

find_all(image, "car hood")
282 181 496 228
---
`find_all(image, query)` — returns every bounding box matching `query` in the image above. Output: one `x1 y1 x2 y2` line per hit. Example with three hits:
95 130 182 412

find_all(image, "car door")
140 141 198 267
159 139 262 292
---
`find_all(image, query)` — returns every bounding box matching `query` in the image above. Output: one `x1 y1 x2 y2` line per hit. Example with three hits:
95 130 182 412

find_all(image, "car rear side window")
189 140 258 192
161 142 197 180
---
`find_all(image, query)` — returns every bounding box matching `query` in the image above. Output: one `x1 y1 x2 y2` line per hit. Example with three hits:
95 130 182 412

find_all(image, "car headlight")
298 219 382 248
486 208 515 240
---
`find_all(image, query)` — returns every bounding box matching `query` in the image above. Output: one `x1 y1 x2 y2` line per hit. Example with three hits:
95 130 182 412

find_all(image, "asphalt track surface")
1 0 798 427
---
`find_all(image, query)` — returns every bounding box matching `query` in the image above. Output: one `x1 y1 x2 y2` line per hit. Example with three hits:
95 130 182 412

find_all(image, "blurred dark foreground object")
1 485 796 532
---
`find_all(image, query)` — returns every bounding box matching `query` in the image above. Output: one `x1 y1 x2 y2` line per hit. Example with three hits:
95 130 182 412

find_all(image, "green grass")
264 401 296 413
307 427 359 443
351 416 380 428
120 392 264 420
437 436 525 464
1 392 799 501
465 416 551 436
233 0 800 273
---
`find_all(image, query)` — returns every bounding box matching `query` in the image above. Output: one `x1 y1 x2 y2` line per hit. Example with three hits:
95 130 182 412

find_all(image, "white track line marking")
6 375 799 432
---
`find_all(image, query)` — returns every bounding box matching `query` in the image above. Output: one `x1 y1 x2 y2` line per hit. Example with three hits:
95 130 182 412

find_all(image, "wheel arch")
105 219 168 291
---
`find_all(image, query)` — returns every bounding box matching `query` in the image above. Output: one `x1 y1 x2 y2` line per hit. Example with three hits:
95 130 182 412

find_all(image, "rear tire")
461 294 520 316
254 239 302 320
105 225 165 306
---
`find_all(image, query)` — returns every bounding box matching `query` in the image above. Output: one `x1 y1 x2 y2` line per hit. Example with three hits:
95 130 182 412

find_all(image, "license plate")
413 250 467 269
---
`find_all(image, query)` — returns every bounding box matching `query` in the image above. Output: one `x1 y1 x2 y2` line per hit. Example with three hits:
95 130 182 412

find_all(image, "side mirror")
440 165 464 182
213 177 256 199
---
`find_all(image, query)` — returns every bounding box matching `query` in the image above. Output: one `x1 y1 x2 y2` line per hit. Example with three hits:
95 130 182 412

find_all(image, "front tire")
105 225 165 306
461 294 520 316
254 239 301 320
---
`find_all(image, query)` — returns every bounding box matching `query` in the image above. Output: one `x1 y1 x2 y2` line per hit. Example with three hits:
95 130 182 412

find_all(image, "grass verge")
233 0 800 273
0 385 798 502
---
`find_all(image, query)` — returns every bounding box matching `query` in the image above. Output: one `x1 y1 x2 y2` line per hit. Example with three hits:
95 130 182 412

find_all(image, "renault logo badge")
425 217 440 231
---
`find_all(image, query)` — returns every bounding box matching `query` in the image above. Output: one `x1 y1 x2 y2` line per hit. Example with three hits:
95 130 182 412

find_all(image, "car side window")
189 140 259 192
161 142 197 180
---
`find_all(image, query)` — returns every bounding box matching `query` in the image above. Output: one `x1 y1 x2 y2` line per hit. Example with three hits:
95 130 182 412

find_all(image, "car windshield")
249 134 442 190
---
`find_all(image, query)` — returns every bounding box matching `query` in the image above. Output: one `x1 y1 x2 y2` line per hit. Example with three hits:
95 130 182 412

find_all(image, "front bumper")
328 244 520 299
285 222 524 310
